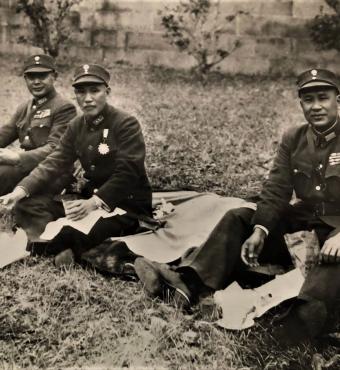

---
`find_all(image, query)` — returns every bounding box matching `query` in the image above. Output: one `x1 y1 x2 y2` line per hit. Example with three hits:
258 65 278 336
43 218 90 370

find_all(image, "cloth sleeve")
18 122 78 195
0 108 21 148
18 103 76 172
251 130 294 232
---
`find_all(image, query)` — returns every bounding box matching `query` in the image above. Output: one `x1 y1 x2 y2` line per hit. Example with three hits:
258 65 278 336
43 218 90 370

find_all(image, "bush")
309 0 340 51
16 0 82 58
159 0 244 76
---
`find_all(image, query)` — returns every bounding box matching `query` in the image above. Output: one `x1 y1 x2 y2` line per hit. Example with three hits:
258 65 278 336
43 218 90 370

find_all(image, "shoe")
134 257 192 310
272 310 310 347
54 248 75 268
157 263 192 310
134 257 163 296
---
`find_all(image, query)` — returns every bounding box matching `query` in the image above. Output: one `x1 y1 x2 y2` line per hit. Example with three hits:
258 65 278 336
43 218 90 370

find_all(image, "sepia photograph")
0 0 339 369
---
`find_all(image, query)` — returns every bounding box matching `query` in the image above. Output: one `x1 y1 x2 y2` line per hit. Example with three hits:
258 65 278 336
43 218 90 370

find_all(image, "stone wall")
0 0 339 75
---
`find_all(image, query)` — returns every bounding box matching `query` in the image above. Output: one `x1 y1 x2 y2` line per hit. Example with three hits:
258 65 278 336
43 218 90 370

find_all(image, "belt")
313 202 340 216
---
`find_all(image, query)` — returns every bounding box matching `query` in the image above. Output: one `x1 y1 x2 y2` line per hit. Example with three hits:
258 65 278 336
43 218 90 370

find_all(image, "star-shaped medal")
98 143 109 155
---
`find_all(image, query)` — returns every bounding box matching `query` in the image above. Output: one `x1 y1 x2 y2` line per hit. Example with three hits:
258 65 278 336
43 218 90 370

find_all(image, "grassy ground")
0 54 338 369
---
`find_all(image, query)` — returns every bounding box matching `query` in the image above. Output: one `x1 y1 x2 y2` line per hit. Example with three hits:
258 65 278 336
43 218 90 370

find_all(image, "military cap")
297 69 339 93
23 54 56 74
72 64 110 87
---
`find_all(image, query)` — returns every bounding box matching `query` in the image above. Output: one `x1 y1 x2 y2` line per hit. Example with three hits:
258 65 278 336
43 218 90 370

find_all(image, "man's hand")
64 198 97 221
0 148 20 165
319 232 340 264
0 187 27 211
241 228 267 267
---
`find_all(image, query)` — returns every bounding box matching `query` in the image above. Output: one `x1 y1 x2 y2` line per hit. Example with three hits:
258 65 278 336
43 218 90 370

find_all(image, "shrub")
309 0 340 51
159 0 244 76
16 0 82 58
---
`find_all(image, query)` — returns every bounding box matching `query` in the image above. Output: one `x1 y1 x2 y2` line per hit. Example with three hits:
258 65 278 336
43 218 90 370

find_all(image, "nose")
33 77 42 84
311 100 322 110
84 92 93 103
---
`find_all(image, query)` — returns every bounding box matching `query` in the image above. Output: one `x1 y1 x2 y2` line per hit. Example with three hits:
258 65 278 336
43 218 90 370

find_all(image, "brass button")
90 165 95 171
88 145 93 151
315 185 321 191
293 169 298 173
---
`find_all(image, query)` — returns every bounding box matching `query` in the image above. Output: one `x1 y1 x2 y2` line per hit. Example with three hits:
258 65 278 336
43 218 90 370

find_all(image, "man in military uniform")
0 64 152 267
0 54 76 194
135 69 340 346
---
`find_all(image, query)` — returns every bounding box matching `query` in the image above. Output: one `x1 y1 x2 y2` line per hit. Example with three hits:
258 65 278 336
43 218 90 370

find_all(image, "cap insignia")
34 56 40 64
311 69 318 80
83 64 90 74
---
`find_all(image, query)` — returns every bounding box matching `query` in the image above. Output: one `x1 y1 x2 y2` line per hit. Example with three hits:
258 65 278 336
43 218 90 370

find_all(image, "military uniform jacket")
0 88 76 173
252 121 340 232
19 104 152 215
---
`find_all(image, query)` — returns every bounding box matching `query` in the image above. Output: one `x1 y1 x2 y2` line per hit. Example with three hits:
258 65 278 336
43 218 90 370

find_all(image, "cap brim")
72 75 106 86
299 80 337 91
24 66 54 73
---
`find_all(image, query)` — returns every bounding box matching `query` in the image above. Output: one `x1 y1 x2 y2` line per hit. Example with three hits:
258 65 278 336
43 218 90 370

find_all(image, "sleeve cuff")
14 186 30 198
254 224 269 236
92 194 111 212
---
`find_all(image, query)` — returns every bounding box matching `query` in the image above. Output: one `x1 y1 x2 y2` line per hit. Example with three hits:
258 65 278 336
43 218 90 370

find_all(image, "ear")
52 71 58 80
336 94 340 104
106 86 111 95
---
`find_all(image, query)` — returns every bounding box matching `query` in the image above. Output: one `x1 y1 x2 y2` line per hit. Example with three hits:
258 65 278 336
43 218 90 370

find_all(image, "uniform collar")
84 103 109 129
311 117 340 147
32 87 57 107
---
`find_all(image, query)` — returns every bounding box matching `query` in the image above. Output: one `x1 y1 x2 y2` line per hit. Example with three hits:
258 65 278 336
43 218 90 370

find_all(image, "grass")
0 53 338 369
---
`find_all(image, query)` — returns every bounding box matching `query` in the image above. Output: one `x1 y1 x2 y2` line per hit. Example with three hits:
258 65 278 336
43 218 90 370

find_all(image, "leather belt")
313 202 340 216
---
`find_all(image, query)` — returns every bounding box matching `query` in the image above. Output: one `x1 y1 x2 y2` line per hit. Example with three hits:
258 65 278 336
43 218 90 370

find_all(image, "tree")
16 0 82 58
159 0 244 76
309 0 340 51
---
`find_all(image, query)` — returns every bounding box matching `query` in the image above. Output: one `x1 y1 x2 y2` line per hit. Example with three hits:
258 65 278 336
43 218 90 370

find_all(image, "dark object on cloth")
81 241 138 275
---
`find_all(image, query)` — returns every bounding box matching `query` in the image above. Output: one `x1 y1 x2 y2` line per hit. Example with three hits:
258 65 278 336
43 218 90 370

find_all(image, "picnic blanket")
82 192 256 270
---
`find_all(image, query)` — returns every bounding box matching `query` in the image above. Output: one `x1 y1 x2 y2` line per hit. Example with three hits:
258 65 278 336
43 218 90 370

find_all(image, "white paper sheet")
40 208 126 241
0 229 29 268
214 268 305 330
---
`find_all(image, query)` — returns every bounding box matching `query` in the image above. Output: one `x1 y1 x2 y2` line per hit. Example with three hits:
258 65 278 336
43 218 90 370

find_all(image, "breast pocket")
29 116 52 147
291 161 312 198
325 164 340 201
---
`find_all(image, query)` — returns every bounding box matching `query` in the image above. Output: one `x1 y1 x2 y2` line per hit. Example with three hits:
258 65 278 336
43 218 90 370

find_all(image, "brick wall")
0 0 338 75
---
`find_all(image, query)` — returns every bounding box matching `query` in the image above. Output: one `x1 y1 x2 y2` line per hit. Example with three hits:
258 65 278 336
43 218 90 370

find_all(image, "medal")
329 152 340 166
98 128 109 155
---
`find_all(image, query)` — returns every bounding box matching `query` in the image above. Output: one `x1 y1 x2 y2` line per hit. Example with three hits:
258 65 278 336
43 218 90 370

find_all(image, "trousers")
177 205 340 335
14 195 139 258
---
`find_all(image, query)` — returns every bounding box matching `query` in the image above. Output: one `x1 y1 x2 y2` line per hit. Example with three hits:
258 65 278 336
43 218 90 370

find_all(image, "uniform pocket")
291 161 313 198
325 164 340 201
29 116 52 147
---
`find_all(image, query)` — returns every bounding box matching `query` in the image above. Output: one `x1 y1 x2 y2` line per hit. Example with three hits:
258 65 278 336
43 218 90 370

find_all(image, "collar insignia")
93 115 104 126
36 97 48 106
